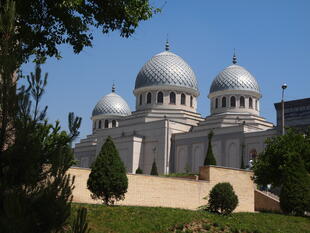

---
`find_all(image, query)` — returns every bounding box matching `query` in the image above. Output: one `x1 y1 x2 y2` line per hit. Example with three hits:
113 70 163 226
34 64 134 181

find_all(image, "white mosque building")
74 41 278 174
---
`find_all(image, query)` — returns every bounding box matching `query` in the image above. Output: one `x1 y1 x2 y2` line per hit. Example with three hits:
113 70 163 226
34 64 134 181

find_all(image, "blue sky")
22 0 310 143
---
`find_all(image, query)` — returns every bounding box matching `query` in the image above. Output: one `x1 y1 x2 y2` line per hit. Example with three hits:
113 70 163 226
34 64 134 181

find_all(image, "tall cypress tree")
150 159 158 176
87 136 128 205
240 143 245 169
204 130 216 166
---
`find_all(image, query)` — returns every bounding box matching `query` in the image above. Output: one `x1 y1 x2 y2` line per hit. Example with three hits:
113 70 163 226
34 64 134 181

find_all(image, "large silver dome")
209 64 260 94
135 47 199 95
92 92 131 117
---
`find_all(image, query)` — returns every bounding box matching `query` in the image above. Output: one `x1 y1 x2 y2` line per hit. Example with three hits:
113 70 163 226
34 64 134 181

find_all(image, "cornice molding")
133 85 199 97
208 89 261 99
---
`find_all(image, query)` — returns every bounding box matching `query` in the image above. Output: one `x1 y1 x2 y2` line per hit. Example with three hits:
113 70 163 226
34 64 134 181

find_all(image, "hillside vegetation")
71 204 310 233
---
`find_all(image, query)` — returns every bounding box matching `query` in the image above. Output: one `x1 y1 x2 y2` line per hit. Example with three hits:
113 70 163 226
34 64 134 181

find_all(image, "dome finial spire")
112 82 115 92
165 34 170 51
232 48 237 64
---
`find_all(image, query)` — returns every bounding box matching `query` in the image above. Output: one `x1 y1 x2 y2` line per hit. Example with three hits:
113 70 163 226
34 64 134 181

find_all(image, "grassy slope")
71 204 310 233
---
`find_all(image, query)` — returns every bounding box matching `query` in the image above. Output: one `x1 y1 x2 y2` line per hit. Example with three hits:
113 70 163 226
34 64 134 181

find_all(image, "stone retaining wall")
254 189 282 213
69 166 255 212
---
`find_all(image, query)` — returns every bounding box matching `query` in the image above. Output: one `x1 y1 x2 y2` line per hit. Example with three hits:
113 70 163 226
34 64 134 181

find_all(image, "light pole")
281 83 287 135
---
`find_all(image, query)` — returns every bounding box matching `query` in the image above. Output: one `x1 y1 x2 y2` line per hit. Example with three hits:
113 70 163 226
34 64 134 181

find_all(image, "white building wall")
192 144 204 173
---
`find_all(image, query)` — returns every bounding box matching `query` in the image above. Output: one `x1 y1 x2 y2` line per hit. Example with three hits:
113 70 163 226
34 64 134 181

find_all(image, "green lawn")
71 203 310 233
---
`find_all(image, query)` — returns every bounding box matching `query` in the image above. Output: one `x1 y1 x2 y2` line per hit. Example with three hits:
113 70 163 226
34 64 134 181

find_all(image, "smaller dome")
209 64 260 94
92 92 131 117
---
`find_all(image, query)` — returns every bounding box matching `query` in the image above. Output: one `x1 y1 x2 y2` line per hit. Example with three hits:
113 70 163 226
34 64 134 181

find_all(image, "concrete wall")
254 190 281 213
69 165 255 212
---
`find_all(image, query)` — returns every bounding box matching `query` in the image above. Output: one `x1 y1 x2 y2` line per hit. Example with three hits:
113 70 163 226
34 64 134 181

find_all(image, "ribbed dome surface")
209 64 260 94
92 92 131 117
135 51 198 93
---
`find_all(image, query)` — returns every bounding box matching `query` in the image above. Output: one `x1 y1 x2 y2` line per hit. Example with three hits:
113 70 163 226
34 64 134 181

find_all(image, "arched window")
181 93 186 105
230 96 236 107
104 119 109 128
112 120 116 128
215 98 218 108
157 92 163 103
170 92 176 104
240 96 245 108
190 96 193 107
222 97 226 107
147 92 152 104
249 97 253 109
255 100 258 110
98 120 102 129
139 94 142 105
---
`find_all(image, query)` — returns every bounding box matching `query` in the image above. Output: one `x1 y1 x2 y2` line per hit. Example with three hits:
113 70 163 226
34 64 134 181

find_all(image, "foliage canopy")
253 129 310 187
0 0 159 63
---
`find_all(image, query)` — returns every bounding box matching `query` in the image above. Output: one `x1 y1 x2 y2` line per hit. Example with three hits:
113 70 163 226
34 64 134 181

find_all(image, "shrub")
206 182 238 215
135 167 143 174
87 136 128 205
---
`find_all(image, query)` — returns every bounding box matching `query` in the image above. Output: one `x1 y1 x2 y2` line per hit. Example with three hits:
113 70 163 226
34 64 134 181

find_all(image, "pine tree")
0 3 82 231
0 66 82 233
87 136 128 205
150 159 158 175
204 130 216 166
280 152 310 216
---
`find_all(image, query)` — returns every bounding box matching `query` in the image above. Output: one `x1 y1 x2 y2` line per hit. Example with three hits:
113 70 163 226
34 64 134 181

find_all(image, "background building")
274 98 310 131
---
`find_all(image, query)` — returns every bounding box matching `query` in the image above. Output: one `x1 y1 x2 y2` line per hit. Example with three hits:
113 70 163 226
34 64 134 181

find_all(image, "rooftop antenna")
112 82 115 92
165 34 170 51
232 48 237 64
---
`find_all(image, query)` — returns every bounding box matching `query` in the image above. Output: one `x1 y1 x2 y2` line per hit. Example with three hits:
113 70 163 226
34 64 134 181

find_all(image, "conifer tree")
0 2 82 232
150 159 158 175
240 144 245 169
204 130 216 166
280 152 310 216
87 136 128 205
